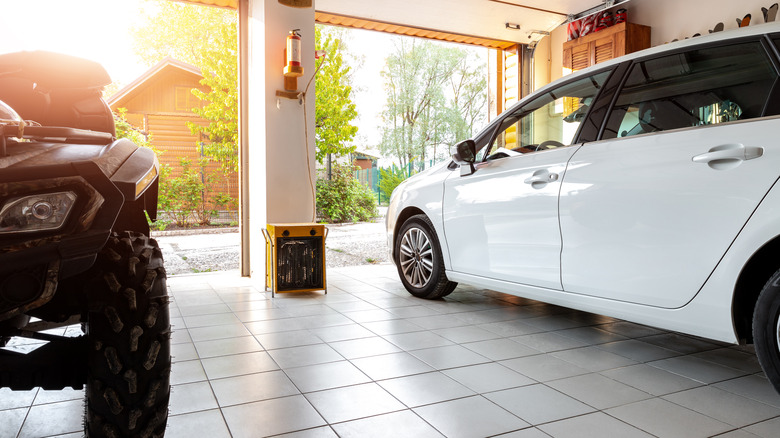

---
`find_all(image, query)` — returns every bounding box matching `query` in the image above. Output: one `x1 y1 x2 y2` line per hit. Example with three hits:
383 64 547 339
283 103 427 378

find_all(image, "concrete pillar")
239 0 316 282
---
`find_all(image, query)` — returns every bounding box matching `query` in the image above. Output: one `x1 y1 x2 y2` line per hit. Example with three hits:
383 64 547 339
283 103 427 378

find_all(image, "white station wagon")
387 22 780 393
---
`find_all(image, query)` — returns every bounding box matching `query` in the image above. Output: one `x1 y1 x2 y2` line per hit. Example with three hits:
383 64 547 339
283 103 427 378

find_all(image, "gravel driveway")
154 214 390 275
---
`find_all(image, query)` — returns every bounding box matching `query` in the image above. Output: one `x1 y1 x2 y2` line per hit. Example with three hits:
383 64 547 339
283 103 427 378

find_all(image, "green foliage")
159 157 234 227
134 0 238 172
133 1 236 68
378 38 487 169
113 108 154 151
188 22 238 173
164 158 205 227
316 163 378 223
378 167 407 202
315 25 359 163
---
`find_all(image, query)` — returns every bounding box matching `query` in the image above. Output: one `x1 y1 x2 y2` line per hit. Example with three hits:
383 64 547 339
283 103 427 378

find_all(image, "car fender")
386 162 454 268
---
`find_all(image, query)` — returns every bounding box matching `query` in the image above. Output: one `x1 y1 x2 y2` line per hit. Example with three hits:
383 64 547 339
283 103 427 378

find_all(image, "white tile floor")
3 263 780 437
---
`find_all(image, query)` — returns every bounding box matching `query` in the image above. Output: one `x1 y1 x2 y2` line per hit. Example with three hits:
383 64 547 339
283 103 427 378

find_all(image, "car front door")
443 71 611 290
559 40 780 308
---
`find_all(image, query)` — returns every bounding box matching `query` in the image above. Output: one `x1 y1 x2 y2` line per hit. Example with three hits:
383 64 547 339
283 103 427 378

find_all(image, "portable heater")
262 223 327 296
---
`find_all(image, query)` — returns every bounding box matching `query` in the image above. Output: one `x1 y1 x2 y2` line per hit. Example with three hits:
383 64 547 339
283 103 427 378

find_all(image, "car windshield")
480 70 610 161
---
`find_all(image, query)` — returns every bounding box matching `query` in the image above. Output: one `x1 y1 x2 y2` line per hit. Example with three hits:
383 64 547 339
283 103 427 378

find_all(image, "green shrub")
165 158 205 226
378 166 407 202
316 163 378 223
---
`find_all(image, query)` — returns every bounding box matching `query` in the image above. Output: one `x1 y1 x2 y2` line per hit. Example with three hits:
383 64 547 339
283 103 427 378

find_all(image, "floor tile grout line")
160 271 780 437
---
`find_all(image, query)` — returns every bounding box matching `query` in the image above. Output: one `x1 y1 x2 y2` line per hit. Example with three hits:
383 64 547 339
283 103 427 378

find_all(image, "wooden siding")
119 69 207 115
110 63 238 215
146 114 239 208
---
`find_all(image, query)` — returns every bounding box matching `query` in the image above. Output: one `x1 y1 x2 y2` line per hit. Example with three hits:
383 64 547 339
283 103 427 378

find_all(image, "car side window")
603 42 778 139
484 71 610 160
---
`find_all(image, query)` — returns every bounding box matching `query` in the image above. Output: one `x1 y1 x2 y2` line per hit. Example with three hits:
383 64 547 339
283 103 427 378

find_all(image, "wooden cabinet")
563 22 651 71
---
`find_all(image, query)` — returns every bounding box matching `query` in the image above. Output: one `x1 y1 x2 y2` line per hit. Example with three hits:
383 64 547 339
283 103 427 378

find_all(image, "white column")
240 0 316 282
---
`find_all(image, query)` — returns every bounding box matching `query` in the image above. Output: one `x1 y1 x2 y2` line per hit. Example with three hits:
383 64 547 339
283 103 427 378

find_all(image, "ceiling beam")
315 12 518 50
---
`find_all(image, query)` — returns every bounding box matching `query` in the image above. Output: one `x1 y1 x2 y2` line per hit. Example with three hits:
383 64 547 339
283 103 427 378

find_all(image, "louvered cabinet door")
562 22 650 72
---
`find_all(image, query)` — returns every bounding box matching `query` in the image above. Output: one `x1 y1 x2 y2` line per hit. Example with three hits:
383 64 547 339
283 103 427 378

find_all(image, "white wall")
532 0 773 91
245 0 316 281
628 0 770 45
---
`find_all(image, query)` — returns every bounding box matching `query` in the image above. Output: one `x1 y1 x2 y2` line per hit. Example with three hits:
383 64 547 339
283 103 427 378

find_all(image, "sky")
1 0 149 85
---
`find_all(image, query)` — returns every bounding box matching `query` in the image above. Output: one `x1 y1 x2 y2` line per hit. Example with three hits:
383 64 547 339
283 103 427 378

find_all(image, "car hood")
406 160 453 183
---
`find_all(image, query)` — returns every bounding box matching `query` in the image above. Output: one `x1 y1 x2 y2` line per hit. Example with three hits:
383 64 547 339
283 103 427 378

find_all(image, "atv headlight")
0 191 77 234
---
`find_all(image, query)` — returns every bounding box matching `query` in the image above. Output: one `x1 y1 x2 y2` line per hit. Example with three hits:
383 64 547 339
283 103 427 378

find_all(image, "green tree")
188 23 238 172
133 0 238 171
314 25 359 163
378 38 487 170
133 0 236 67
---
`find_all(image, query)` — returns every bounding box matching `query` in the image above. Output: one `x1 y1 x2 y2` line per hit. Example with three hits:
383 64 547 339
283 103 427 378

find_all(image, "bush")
316 163 378 223
378 166 407 202
164 158 205 226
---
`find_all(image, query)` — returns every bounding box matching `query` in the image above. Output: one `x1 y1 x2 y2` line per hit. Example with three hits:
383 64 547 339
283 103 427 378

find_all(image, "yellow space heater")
262 223 327 297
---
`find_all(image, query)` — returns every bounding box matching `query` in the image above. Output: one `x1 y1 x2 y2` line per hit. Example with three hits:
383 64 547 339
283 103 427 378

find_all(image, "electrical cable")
300 51 327 222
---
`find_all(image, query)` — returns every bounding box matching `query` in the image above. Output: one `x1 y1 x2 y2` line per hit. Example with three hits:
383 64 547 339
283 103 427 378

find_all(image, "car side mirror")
452 139 477 176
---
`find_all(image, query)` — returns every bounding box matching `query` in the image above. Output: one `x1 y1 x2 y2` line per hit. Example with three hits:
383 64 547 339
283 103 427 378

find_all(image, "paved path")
155 216 390 276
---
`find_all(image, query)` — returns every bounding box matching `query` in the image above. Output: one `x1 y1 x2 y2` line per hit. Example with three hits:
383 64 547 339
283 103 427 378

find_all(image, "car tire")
753 268 780 394
395 214 457 299
83 231 170 437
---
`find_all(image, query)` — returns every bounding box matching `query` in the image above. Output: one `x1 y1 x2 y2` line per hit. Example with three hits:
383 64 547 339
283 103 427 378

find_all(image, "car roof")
520 21 780 110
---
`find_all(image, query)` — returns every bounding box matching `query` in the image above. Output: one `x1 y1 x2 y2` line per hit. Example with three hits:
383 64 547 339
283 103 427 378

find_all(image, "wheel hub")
399 227 433 288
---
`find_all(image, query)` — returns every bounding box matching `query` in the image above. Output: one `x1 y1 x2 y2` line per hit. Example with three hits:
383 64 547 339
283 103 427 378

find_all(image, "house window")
175 86 200 112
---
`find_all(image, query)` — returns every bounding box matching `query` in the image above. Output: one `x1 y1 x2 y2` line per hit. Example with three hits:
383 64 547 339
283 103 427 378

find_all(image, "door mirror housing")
452 139 477 176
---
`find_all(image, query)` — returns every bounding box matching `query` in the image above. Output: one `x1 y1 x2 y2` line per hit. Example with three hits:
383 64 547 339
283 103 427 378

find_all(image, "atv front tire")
84 231 170 438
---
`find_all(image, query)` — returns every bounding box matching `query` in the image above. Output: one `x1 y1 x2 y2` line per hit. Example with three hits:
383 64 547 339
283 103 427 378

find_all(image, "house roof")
107 57 202 108
352 149 380 160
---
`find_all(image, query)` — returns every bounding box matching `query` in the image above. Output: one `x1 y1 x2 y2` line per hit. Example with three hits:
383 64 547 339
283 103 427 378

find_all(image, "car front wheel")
395 214 456 299
753 268 780 394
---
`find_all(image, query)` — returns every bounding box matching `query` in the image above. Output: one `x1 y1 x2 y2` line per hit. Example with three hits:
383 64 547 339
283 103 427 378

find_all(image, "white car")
386 22 780 393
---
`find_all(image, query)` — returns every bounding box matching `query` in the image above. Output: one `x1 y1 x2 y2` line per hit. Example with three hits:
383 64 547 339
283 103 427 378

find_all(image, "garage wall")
629 0 771 45
532 0 773 91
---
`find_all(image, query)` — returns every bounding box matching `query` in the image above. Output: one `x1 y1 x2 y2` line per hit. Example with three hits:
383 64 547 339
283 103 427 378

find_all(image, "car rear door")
559 39 780 308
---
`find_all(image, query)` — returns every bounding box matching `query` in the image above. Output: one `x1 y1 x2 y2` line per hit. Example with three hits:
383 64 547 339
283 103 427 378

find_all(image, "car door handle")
692 144 763 168
524 171 559 185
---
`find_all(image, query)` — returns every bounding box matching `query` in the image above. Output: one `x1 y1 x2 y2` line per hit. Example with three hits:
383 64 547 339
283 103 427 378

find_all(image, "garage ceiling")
179 0 627 48
316 0 613 45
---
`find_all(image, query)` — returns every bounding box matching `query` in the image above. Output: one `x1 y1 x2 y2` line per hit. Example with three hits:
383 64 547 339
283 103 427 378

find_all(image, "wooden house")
108 57 238 219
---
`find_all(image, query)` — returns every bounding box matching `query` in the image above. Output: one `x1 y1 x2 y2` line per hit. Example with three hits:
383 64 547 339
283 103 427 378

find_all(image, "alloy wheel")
399 227 434 288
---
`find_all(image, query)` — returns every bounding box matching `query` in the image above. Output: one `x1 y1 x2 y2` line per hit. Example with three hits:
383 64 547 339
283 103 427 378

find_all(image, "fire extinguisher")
284 29 303 78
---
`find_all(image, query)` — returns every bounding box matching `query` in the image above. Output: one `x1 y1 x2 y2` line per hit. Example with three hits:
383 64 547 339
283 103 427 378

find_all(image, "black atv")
0 51 170 437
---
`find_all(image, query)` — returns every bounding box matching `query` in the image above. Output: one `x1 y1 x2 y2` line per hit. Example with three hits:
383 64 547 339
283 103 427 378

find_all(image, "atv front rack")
0 121 114 156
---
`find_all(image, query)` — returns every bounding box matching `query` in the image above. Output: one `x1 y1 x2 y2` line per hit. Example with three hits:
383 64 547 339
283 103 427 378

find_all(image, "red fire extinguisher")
284 29 303 78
